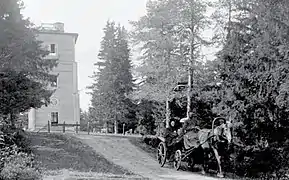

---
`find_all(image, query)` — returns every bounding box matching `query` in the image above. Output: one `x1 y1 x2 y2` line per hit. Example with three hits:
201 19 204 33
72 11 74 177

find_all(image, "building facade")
28 22 80 131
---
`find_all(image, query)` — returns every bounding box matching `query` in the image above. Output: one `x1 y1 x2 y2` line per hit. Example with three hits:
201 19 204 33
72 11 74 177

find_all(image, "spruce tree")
215 0 289 176
0 0 58 126
89 21 135 134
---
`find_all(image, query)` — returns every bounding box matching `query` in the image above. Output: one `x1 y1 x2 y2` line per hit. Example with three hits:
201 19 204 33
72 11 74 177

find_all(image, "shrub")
0 128 41 180
0 152 42 180
142 135 159 148
12 129 32 153
1 128 32 153
221 142 289 179
135 125 147 135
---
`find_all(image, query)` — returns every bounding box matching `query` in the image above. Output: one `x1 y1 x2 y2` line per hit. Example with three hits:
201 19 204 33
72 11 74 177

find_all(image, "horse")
197 117 233 178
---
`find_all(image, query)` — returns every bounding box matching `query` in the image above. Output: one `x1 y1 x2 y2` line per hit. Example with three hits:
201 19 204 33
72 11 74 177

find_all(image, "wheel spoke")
157 142 167 167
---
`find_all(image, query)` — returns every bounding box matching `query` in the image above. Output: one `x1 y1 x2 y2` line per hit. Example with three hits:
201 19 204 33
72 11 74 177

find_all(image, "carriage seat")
183 130 199 150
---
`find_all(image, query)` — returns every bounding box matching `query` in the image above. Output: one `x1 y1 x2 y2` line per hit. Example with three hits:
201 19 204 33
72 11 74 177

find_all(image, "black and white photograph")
0 0 288 179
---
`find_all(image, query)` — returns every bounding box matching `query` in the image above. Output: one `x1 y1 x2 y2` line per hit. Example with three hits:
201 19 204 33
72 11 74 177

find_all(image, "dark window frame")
50 44 56 54
51 112 58 125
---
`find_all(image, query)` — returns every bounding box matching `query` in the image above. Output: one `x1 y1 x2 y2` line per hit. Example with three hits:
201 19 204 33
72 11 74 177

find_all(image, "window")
51 112 58 125
50 44 56 53
51 76 58 87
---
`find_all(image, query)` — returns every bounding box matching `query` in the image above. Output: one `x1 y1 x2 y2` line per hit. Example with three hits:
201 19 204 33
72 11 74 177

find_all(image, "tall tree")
130 0 210 127
80 109 92 131
89 21 135 134
215 0 289 176
0 0 58 126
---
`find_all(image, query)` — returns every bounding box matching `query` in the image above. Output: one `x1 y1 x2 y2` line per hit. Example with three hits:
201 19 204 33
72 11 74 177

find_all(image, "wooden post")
76 121 79 134
63 121 66 133
114 114 118 134
123 123 125 135
87 122 90 135
48 120 50 133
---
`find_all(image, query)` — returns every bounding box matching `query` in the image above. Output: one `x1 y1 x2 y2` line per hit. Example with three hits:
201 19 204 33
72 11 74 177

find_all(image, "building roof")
37 31 79 44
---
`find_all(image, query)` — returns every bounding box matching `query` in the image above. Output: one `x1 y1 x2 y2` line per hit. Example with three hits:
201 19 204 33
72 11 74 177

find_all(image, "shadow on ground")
27 132 133 176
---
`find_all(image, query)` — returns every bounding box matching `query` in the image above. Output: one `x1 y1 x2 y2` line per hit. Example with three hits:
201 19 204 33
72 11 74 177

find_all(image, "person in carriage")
164 112 199 148
163 117 182 147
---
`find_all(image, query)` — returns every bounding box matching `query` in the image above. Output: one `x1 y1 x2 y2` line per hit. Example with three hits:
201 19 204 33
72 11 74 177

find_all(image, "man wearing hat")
178 112 199 136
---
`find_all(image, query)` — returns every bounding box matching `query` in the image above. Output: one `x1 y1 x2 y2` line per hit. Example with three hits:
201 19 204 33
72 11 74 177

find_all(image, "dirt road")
77 134 230 180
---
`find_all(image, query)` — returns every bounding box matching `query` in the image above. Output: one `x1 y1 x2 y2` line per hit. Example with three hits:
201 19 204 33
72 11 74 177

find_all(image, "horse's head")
213 118 233 145
222 120 233 144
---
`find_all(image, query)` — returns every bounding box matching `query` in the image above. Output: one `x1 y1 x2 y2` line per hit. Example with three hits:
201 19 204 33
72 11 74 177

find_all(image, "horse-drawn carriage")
156 116 232 178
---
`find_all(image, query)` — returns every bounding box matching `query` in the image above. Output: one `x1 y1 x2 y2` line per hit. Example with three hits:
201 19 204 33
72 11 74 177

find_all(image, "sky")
22 0 148 111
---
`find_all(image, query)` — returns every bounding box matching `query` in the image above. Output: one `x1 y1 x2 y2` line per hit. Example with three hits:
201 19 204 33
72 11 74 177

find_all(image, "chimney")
53 22 64 32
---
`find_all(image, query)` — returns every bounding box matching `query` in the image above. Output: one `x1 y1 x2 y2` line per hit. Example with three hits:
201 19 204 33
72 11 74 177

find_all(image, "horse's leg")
212 147 224 178
200 147 206 175
201 150 206 175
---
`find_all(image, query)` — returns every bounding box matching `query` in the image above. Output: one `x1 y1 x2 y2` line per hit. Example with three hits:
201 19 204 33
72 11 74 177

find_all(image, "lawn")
27 132 132 176
128 136 157 160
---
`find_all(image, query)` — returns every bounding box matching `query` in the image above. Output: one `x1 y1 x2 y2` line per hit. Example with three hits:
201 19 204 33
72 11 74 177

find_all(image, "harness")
198 129 229 149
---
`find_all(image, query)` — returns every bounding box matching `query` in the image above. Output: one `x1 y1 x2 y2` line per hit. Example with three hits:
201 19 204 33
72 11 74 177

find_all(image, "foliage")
0 70 53 123
212 0 289 177
0 0 57 80
89 21 136 133
0 128 31 153
0 152 42 180
135 125 147 135
0 128 39 180
0 0 58 126
130 0 211 103
80 109 89 131
129 0 289 178
17 113 28 129
135 100 161 135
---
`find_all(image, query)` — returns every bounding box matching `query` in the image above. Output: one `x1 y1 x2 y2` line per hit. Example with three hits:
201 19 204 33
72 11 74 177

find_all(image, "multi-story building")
28 22 80 131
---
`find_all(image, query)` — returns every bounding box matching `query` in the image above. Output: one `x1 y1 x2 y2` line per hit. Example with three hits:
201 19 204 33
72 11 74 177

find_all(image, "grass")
128 136 157 160
27 132 132 175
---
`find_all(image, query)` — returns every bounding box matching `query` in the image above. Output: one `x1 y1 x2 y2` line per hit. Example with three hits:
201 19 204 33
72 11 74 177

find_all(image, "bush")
12 129 32 153
143 135 159 148
0 152 42 180
135 125 147 135
0 127 32 153
0 128 41 180
221 142 289 179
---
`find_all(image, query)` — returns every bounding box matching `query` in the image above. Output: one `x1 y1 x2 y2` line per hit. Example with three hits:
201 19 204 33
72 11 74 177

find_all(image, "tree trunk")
10 113 16 129
187 2 195 120
187 62 192 118
227 0 232 39
104 121 108 133
114 115 118 134
165 98 170 128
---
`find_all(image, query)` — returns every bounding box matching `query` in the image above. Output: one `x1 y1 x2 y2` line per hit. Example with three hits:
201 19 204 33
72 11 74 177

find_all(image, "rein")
198 130 228 148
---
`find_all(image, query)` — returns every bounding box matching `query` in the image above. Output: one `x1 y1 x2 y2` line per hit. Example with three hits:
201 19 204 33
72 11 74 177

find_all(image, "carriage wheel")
173 150 182 170
157 142 167 167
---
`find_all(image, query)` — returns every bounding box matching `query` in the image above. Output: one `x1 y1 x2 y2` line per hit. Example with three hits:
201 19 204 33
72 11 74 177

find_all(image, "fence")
38 120 81 134
39 121 138 136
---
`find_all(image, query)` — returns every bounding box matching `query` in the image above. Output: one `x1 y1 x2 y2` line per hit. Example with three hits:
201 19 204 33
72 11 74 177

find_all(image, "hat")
180 117 189 123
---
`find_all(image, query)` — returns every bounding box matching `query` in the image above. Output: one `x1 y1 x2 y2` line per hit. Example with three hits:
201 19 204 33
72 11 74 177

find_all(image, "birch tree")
131 0 210 127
